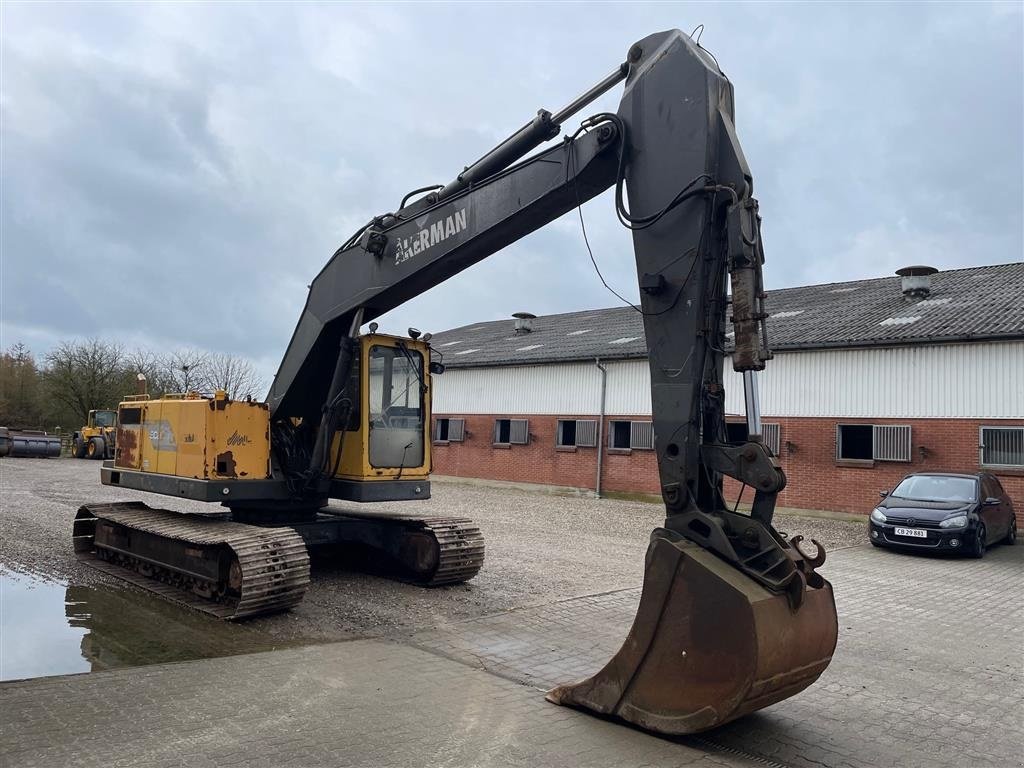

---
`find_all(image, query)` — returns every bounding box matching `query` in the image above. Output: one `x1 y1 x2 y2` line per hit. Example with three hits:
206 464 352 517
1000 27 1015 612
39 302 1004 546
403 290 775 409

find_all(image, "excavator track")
314 509 485 586
405 515 486 585
74 502 310 620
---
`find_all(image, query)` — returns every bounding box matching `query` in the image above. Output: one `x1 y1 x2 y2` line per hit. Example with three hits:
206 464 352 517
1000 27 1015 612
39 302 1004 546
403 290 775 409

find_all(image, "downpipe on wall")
594 358 607 498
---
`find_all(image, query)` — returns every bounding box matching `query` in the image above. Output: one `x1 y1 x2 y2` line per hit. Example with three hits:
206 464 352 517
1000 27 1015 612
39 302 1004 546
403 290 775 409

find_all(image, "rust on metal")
215 451 238 478
546 529 838 735
115 427 138 468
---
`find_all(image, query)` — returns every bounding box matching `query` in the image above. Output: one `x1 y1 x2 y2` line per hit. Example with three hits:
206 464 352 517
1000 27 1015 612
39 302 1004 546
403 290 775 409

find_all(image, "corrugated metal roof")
430 263 1024 368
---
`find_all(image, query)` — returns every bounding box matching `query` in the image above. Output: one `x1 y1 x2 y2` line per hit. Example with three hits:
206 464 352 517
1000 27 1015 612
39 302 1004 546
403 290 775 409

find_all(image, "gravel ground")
0 458 865 643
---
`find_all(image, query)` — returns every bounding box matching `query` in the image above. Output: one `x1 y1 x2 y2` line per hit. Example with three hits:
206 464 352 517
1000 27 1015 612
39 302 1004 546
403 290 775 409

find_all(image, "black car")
869 472 1017 558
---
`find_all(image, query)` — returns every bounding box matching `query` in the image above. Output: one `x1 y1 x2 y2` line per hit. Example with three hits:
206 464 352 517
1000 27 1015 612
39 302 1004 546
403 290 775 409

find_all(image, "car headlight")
940 515 968 529
870 508 887 524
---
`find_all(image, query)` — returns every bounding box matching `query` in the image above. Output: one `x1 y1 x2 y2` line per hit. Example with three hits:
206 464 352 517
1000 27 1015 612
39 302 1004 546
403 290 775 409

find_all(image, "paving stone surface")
407 543 1024 768
2 542 1020 768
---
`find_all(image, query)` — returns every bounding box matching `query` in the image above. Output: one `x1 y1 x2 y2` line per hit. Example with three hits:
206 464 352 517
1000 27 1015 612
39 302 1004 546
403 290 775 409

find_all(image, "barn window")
725 421 781 457
433 417 465 444
630 421 654 450
609 421 630 449
557 419 597 448
980 426 1024 468
836 424 912 462
608 420 654 450
762 424 781 457
494 418 528 446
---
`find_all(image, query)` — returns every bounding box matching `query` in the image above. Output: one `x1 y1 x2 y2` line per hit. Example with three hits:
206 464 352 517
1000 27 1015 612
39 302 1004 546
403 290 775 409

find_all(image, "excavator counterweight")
74 27 838 736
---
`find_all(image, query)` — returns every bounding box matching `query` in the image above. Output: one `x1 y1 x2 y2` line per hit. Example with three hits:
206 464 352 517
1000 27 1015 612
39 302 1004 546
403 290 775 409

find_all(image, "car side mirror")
429 362 445 375
984 497 1001 506
878 490 888 498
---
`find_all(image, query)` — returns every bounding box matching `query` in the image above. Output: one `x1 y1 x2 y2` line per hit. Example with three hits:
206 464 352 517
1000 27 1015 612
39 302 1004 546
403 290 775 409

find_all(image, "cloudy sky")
2 2 1021 383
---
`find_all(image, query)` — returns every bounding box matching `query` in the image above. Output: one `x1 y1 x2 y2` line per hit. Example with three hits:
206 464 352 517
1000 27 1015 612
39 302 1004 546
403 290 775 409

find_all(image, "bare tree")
162 348 209 393
199 352 265 400
43 339 127 424
124 348 177 397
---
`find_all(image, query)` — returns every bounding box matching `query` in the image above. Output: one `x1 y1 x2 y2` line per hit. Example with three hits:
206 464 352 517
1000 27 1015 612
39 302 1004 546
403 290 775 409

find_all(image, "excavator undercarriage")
74 27 839 737
74 502 484 619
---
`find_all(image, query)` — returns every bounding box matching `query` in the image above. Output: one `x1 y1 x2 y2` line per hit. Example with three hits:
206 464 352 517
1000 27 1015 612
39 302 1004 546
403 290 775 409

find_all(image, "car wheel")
970 525 986 559
1005 518 1018 546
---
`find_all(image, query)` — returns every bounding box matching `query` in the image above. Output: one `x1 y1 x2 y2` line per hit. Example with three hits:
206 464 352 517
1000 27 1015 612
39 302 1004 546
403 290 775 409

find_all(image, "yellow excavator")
73 29 838 735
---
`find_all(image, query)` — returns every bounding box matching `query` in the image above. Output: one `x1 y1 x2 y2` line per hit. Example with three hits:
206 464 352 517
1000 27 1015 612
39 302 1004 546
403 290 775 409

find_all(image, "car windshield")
890 475 976 503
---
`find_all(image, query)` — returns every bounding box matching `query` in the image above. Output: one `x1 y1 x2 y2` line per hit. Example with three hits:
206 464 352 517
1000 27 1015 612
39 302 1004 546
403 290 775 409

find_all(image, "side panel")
176 401 208 478
153 400 179 476
114 396 270 481
115 423 144 470
209 402 271 480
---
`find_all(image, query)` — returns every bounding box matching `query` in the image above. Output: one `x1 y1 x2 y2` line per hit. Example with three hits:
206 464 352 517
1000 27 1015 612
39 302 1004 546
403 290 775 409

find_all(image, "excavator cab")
328 333 432 491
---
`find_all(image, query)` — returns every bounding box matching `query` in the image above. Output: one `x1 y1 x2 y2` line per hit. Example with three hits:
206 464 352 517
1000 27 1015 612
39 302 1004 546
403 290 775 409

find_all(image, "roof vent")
512 312 536 334
895 265 937 300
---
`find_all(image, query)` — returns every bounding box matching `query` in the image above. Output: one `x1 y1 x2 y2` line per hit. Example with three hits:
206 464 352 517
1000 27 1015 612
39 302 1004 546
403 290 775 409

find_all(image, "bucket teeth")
547 528 838 735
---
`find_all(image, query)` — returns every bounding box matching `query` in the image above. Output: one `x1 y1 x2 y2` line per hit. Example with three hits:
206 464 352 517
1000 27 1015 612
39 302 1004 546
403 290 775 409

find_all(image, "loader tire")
74 438 87 459
87 437 105 460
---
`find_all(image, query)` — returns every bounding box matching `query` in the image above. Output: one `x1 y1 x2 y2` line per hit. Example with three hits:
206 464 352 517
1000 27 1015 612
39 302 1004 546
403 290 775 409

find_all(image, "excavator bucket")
546 528 838 735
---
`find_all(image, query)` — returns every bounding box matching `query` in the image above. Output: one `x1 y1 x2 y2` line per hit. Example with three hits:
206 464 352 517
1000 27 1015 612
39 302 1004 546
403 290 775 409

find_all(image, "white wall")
432 341 1024 420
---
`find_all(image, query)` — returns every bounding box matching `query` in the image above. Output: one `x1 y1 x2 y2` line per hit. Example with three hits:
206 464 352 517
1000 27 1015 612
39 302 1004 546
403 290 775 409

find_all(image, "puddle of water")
1 566 304 682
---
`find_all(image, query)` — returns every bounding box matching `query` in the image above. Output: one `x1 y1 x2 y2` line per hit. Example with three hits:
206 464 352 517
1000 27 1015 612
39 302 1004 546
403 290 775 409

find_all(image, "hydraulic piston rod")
438 63 628 201
743 370 762 441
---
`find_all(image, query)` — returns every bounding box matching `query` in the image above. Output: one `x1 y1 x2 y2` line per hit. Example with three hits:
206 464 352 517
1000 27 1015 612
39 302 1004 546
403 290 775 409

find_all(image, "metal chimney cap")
512 312 536 334
896 265 937 300
895 265 938 277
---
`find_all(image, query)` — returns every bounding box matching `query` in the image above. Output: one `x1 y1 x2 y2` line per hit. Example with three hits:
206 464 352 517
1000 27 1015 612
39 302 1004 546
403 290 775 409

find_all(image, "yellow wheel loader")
74 29 839 736
73 409 117 460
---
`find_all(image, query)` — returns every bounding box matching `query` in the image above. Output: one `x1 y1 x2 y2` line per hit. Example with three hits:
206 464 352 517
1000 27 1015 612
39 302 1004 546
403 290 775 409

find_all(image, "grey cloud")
2 2 1020 384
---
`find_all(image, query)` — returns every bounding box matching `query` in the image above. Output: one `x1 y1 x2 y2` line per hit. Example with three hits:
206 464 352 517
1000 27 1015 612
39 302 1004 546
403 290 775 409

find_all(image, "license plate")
895 527 928 538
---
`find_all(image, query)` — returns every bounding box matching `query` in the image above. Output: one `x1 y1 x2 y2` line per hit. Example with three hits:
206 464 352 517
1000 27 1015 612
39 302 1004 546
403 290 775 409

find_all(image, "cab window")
367 345 425 468
93 411 117 427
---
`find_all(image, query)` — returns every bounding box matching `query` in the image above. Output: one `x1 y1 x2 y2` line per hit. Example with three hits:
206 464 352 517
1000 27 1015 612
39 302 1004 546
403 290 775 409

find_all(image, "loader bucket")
546 528 838 735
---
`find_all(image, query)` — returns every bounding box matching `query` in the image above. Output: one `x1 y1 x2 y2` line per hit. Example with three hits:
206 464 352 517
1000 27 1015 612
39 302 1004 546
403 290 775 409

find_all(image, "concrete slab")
0 639 756 768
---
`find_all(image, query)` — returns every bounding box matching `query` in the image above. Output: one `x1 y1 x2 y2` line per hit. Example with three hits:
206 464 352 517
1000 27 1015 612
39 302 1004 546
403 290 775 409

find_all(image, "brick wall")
432 413 1024 523
430 413 660 494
